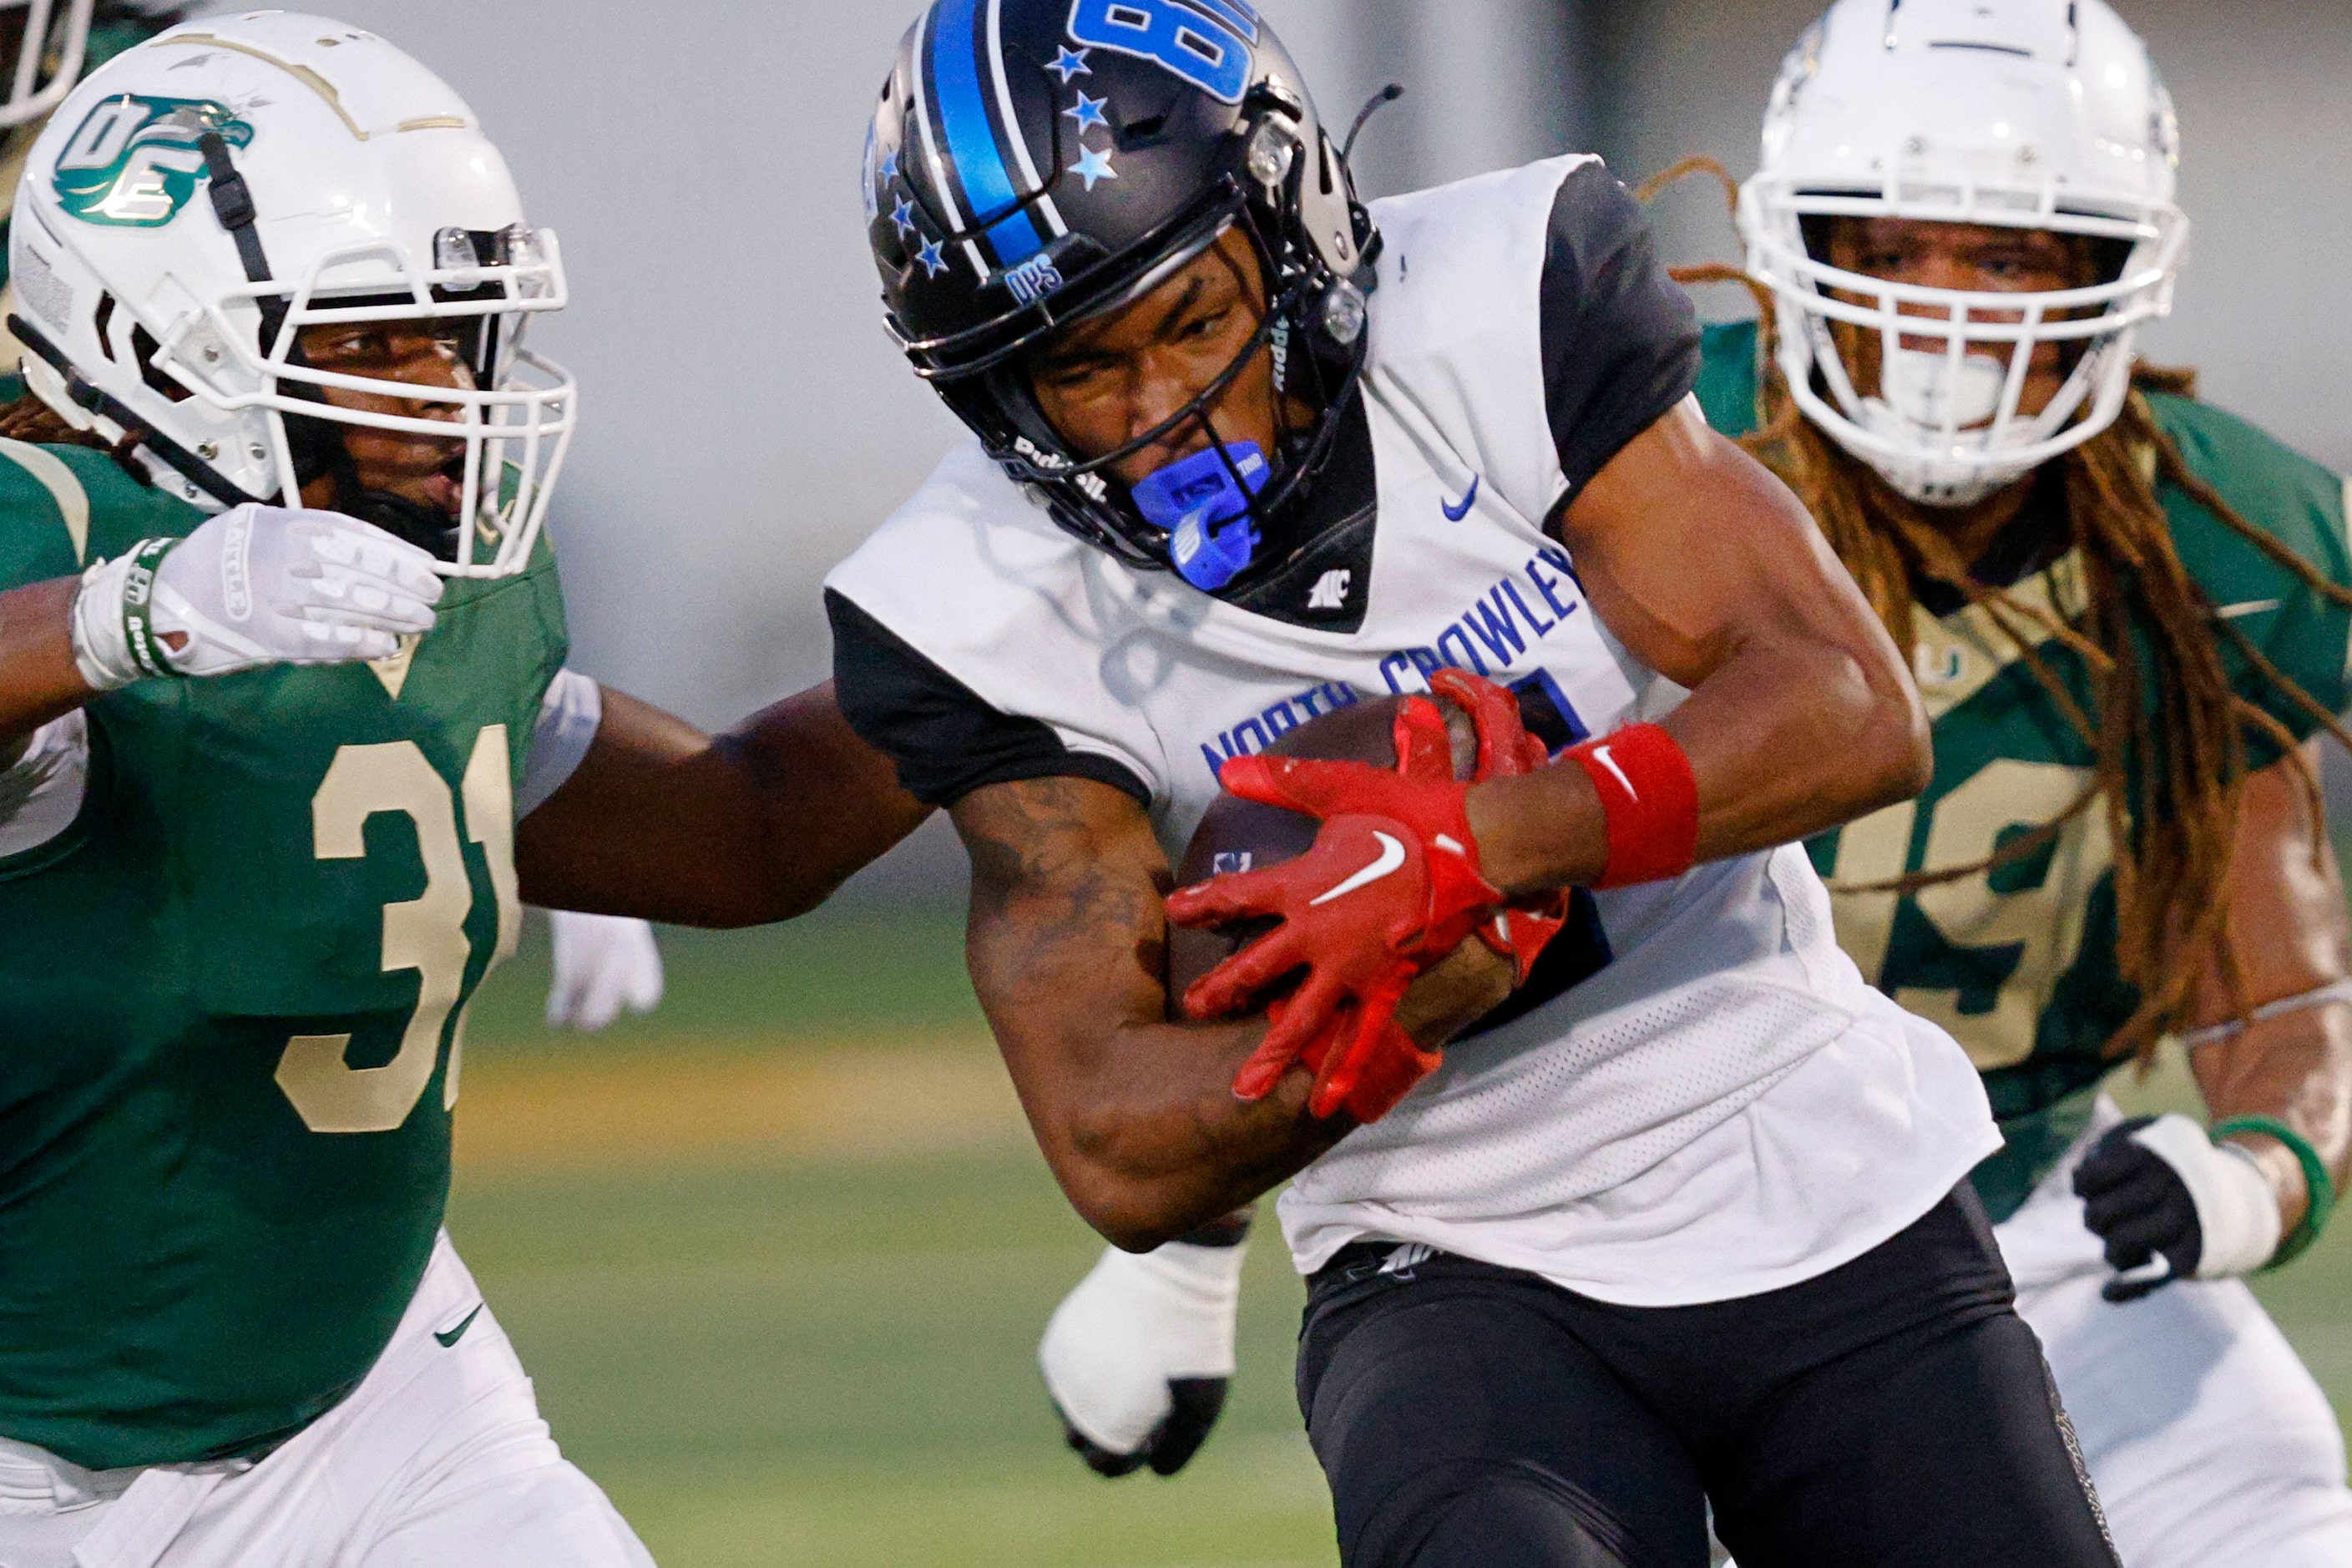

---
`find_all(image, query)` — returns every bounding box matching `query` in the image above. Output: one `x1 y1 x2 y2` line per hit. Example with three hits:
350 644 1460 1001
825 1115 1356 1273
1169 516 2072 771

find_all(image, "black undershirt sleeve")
827 588 1151 811
1538 160 1703 498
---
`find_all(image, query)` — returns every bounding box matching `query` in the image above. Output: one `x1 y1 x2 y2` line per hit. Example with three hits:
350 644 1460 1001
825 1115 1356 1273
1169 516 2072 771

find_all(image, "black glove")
2073 1114 2280 1303
1038 1217 1250 1479
1055 1378 1231 1479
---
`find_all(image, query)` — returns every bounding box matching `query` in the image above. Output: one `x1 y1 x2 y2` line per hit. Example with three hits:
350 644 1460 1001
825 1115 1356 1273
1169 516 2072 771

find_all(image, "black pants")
1296 1189 2118 1568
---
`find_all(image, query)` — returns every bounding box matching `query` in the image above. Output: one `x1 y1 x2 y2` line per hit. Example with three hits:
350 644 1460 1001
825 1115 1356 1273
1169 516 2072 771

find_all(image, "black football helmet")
865 0 1377 579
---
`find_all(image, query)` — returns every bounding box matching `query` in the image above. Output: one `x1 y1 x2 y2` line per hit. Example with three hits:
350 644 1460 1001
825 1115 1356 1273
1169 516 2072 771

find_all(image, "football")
1166 692 1495 1011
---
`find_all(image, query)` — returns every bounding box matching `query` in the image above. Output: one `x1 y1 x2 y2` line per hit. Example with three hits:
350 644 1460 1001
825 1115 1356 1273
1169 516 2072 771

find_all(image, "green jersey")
0 445 566 1469
1701 321 2352 1220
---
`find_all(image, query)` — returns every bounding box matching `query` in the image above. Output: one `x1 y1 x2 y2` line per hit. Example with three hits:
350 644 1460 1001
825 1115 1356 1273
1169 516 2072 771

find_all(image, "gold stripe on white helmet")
1738 0 2190 508
6 9 574 577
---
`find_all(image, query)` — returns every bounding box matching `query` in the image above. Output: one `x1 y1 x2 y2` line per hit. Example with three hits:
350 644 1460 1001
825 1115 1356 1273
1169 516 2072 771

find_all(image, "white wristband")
67 552 142 692
2129 1113 2284 1278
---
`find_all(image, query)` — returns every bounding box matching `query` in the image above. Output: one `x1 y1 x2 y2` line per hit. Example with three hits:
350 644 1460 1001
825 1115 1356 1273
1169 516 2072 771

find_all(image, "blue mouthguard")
1131 443 1272 593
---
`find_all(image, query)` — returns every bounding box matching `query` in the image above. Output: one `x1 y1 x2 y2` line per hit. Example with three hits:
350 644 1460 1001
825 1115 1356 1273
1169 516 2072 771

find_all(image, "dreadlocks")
1642 158 2352 1061
0 392 153 486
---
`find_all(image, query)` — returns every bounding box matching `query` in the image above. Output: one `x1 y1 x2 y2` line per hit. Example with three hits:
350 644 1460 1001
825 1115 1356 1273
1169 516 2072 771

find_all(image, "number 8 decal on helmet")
1066 0 1260 104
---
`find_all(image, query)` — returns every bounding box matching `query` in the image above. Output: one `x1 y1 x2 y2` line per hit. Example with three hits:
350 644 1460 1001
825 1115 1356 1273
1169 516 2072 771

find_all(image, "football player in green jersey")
1683 0 2352 1561
0 13 923 1566
0 1 678 1040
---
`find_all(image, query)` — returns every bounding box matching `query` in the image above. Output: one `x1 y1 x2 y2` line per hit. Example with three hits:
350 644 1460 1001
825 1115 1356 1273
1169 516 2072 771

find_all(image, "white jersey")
828 155 1997 1307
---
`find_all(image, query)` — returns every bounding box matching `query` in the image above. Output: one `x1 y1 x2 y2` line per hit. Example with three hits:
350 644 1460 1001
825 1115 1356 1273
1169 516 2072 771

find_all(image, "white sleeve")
517 667 604 820
0 710 92 857
824 442 1171 808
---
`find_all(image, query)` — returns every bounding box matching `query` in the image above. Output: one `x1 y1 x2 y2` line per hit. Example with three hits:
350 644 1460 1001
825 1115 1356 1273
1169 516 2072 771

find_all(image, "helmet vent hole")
92 293 117 362
129 326 190 405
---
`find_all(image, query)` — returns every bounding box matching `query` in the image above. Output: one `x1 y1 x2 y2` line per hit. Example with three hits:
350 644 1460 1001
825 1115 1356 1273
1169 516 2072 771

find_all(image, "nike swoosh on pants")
434 1304 485 1348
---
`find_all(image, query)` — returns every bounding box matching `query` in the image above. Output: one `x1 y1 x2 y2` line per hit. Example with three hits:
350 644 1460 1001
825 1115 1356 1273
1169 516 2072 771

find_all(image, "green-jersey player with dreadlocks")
1685 1 2352 1562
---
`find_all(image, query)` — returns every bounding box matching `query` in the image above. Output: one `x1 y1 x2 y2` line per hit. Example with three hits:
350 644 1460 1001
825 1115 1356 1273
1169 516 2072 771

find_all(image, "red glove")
1166 695 1502 1120
1287 995 1439 1124
1424 670 1570 986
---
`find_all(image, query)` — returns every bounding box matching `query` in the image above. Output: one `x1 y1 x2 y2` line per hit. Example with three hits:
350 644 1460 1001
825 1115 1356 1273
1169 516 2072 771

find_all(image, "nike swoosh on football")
1441 476 1480 522
1310 832 1408 907
434 1304 485 1348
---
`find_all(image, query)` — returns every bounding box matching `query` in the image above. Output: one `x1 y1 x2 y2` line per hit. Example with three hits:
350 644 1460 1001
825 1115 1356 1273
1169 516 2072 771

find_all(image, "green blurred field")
450 903 2352 1567
452 904 1335 1567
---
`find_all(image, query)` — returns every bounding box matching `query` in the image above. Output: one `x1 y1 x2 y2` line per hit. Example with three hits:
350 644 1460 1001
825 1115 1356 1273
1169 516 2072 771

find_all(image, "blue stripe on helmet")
928 0 1044 269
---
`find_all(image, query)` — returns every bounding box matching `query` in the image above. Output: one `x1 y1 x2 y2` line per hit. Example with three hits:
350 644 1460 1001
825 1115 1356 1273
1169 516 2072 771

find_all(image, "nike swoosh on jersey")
1441 476 1480 522
2216 599 2283 620
433 1304 485 1348
1310 832 1408 907
1592 744 1639 802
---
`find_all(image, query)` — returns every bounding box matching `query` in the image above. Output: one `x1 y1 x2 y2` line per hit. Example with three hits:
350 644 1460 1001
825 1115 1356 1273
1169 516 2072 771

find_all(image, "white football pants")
2000 1096 2352 1568
0 1232 654 1568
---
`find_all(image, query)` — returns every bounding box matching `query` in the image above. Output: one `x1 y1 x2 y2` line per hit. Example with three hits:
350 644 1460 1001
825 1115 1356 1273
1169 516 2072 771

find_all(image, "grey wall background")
191 1 2351 884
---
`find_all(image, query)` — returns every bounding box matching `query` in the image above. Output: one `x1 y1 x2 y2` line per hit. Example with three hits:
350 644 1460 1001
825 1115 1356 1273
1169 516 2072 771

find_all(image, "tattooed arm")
2187 741 2352 1229
955 775 1508 1252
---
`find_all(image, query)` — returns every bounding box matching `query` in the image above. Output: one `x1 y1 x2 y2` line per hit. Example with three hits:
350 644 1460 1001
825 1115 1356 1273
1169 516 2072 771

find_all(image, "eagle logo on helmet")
51 94 254 229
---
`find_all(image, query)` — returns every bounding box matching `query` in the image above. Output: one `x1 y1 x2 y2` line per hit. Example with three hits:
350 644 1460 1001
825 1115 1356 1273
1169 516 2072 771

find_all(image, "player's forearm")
516 684 929 925
0 577 99 750
1000 1009 1338 1252
2194 1008 2352 1236
2183 743 2352 1232
1469 630 1930 898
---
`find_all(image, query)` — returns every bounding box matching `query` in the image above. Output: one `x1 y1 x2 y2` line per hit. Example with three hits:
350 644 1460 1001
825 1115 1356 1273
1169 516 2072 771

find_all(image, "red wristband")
1565 724 1698 890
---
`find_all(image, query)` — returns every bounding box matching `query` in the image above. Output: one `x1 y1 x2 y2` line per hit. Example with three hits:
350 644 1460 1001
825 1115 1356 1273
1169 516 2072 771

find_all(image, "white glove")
1039 1237 1247 1478
69 505 443 689
2073 1113 2283 1301
544 910 665 1031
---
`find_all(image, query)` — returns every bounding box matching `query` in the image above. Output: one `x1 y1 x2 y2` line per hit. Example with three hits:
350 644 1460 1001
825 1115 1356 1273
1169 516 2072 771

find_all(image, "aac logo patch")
52 94 253 228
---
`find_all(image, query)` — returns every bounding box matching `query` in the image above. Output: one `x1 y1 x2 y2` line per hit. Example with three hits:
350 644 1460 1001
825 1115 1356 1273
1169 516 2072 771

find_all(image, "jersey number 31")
277 730 521 1135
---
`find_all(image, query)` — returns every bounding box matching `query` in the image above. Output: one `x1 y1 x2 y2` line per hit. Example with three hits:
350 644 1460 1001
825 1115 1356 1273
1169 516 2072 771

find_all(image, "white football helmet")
1739 0 2189 507
6 10 573 577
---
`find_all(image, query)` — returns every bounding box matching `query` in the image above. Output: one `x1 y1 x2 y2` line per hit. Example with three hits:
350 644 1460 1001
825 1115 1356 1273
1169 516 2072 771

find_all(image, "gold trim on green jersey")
0 437 92 565
1906 550 2089 724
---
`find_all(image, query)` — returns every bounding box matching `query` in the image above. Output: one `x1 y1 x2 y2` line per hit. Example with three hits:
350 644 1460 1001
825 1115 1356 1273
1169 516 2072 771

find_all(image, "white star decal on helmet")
916 238 948 277
1046 46 1091 84
891 197 919 238
1068 144 1117 191
1063 91 1109 134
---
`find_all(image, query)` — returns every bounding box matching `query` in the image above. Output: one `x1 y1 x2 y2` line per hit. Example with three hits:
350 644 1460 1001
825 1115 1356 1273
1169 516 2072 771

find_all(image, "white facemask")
1851 348 2033 508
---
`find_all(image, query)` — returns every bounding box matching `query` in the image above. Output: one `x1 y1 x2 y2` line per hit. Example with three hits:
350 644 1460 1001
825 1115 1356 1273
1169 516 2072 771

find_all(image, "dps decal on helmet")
52 94 254 228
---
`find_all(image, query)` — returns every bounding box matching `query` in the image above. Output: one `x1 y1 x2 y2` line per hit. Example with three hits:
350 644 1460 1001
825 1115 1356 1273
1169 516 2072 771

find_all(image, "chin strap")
9 313 266 510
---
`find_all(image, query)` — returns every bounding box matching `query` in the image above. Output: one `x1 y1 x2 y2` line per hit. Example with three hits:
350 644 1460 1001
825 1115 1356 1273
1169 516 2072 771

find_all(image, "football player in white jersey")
829 2 2117 1562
